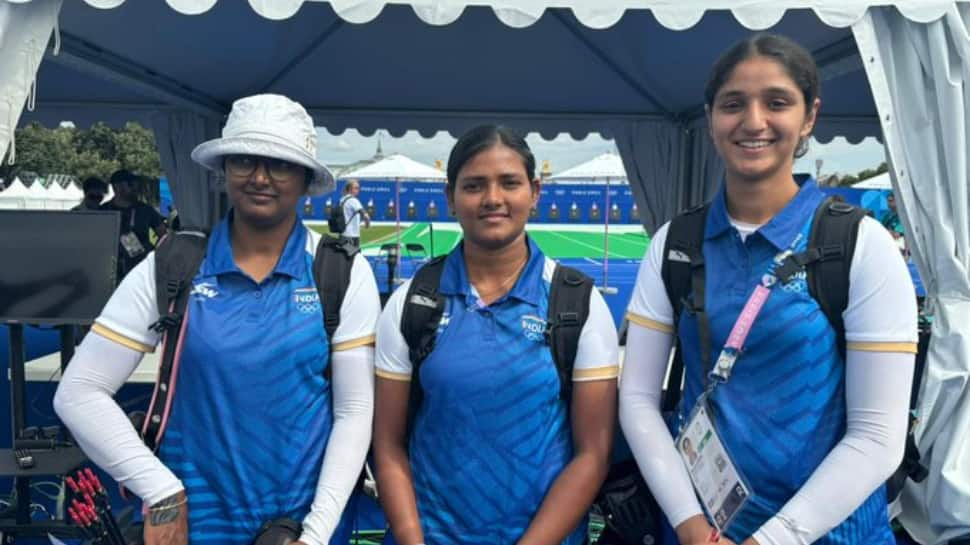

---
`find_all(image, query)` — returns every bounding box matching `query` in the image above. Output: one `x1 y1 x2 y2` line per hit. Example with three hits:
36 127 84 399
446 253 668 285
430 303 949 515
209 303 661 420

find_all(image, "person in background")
880 192 907 255
100 169 167 279
72 176 108 211
340 180 370 247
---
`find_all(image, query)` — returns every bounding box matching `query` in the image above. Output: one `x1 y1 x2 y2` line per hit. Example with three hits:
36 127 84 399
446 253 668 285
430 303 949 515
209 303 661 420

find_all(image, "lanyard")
704 233 803 393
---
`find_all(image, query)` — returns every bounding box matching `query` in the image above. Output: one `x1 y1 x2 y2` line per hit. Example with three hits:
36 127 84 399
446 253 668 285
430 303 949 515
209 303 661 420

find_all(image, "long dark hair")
705 34 820 157
446 125 536 187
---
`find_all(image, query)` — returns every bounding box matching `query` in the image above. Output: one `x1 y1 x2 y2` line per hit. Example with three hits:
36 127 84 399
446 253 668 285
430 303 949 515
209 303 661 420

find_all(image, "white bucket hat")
191 94 335 196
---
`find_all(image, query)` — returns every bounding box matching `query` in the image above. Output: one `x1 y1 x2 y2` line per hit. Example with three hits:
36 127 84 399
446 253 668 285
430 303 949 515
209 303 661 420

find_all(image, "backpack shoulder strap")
659 203 710 411
547 263 593 403
313 234 359 343
400 255 448 436
152 230 208 326
400 255 449 368
143 229 208 452
805 197 866 358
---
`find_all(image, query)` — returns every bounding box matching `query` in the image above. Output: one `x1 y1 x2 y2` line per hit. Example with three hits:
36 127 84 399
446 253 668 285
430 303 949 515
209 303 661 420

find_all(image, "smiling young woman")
373 125 620 545
620 34 918 545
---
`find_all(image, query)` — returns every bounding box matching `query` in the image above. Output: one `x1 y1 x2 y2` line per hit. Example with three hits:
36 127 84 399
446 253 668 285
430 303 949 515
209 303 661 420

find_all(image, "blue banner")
302 180 641 224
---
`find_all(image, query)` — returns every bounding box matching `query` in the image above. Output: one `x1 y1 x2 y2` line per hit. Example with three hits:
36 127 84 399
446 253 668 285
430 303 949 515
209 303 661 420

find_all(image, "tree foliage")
1 121 162 203
836 161 889 187
1 122 161 182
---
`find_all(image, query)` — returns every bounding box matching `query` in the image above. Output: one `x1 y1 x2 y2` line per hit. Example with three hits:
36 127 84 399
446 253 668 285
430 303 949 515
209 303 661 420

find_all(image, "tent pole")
395 178 401 284
603 176 610 290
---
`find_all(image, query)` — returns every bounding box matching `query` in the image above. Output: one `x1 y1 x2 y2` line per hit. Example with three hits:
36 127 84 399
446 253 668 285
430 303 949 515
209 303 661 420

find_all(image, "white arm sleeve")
53 333 184 505
300 345 375 545
753 350 914 545
753 216 918 545
619 323 703 527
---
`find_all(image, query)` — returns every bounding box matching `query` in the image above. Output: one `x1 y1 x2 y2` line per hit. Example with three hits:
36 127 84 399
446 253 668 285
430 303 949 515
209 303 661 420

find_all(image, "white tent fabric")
0 0 60 164
25 179 47 198
28 180 73 209
0 176 30 208
340 153 445 181
45 180 72 200
54 0 965 30
854 6 970 544
0 177 30 197
851 171 892 189
63 179 83 200
548 152 628 183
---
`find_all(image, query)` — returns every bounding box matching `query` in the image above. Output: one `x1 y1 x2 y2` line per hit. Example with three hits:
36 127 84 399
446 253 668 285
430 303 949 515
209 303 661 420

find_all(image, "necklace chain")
473 255 528 301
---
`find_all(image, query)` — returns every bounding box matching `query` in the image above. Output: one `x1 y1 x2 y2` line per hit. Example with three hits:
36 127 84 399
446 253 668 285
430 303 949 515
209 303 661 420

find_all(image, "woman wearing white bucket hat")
55 94 380 545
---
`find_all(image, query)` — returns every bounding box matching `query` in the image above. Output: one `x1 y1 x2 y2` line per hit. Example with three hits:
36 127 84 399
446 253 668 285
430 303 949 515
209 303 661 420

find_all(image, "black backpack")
398 255 593 428
328 195 358 235
660 196 926 502
139 229 358 452
399 254 672 545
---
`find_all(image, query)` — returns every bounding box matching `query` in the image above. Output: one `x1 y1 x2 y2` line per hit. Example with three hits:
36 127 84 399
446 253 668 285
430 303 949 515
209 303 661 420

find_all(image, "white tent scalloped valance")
9 0 964 28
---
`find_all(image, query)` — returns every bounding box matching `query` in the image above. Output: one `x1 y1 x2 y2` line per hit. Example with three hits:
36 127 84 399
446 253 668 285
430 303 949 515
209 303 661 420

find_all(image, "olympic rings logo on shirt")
297 302 320 314
293 288 321 314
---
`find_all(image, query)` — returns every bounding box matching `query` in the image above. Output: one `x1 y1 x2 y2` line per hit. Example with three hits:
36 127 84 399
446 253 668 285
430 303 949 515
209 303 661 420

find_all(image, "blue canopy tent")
0 1 968 542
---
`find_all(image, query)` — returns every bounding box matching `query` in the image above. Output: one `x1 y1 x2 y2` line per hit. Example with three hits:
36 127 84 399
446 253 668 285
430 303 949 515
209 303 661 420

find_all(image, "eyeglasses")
224 155 305 182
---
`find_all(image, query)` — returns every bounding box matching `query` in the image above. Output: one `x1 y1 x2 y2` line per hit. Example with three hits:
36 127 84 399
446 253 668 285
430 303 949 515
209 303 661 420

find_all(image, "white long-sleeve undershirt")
53 333 184 505
618 325 703 528
53 334 375 545
753 348 913 545
619 323 914 544
299 345 374 545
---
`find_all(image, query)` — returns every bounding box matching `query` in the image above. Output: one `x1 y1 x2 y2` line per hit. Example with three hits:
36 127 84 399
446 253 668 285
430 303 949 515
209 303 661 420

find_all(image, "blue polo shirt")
157 214 335 545
674 180 893 544
382 239 589 545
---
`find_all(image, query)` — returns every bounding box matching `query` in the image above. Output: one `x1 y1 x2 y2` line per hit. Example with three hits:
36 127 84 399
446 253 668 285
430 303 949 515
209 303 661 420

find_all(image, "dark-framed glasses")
224 154 305 181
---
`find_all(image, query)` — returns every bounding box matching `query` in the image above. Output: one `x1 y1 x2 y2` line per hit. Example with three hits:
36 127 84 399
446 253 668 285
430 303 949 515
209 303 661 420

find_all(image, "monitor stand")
0 323 86 539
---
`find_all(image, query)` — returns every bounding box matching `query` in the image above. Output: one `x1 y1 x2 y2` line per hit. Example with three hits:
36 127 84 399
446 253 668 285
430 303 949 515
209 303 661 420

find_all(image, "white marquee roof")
0 178 32 198
851 171 892 190
340 153 446 181
549 152 627 182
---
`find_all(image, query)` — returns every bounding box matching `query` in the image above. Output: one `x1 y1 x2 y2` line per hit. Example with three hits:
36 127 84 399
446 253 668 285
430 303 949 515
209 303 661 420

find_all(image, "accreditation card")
676 403 750 533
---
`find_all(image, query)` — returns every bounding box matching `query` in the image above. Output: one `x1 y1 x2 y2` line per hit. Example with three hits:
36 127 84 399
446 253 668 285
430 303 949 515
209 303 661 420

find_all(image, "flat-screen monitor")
0 210 120 325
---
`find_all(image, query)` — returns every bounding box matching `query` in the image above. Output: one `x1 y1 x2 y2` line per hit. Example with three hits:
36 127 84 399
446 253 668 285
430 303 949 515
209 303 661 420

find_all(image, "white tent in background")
63 181 84 202
340 153 445 182
51 181 84 209
23 179 53 209
549 152 628 184
0 177 31 209
852 171 892 190
45 180 75 205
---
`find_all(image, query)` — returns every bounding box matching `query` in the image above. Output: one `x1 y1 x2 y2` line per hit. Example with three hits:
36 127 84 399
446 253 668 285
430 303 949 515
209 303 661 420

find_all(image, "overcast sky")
316 128 885 179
